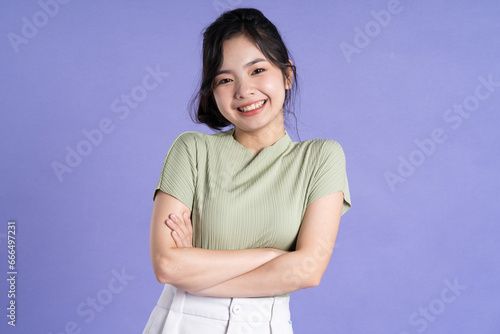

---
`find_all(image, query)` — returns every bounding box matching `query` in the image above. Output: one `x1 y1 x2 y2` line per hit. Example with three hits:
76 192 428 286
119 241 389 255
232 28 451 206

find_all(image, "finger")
165 216 191 249
168 218 188 242
166 215 183 234
171 231 185 248
167 213 193 248
165 219 188 246
181 212 193 243
176 212 191 232
165 218 178 232
183 212 193 234
170 213 189 236
174 230 189 248
182 212 193 248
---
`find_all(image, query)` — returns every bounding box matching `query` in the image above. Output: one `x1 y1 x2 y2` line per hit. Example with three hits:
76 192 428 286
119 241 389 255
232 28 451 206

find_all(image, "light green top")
154 127 351 296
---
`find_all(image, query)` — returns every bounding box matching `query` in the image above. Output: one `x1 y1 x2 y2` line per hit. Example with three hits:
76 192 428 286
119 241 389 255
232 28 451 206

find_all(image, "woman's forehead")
220 36 268 67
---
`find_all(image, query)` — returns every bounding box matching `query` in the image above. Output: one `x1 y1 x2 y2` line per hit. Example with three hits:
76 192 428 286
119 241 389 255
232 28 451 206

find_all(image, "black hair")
189 8 299 133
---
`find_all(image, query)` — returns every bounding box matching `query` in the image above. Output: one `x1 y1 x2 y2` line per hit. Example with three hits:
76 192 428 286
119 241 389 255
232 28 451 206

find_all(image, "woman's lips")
237 100 267 112
237 100 266 117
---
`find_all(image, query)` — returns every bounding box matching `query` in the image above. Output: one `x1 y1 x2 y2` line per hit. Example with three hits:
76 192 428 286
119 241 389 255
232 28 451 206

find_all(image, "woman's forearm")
188 192 344 298
189 248 328 298
151 191 287 292
157 247 286 292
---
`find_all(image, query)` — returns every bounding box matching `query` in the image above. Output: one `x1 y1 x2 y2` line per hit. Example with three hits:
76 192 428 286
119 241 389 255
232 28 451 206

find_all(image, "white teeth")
238 100 266 112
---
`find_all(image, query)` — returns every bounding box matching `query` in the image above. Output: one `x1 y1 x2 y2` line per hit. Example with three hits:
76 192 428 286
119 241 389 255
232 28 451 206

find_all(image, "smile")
237 100 267 112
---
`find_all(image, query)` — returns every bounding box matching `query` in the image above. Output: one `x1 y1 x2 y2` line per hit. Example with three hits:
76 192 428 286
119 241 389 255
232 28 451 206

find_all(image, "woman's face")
212 35 291 134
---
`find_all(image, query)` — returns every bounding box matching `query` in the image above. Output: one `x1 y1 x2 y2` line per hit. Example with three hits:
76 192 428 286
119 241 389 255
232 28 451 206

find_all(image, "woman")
143 8 351 333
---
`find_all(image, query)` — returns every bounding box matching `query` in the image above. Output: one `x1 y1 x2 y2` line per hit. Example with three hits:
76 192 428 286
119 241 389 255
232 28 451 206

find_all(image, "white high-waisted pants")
142 284 294 334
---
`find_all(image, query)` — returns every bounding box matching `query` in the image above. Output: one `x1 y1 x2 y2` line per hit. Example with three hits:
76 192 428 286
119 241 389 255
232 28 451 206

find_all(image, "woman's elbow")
307 275 323 288
154 269 170 284
283 269 323 290
297 273 322 289
292 253 328 289
299 262 327 289
152 255 179 284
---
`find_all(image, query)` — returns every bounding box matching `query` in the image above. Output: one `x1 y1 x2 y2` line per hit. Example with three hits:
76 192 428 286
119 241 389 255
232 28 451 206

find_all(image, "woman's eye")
216 78 231 86
218 78 232 85
253 68 265 75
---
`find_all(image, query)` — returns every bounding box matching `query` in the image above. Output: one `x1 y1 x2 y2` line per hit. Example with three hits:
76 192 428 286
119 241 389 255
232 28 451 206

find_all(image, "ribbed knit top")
154 127 351 253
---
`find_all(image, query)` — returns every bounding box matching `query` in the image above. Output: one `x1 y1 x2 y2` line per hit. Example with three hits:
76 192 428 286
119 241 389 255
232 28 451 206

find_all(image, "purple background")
1 0 499 333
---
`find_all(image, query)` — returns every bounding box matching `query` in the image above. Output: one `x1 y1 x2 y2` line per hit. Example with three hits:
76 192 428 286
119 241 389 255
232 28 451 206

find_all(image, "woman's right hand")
165 212 193 248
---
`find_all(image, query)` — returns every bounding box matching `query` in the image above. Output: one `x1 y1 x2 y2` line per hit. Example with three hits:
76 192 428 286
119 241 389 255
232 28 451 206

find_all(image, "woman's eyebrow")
216 58 267 76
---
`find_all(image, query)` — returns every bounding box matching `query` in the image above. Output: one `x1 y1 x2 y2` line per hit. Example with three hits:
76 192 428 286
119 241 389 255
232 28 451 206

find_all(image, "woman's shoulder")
173 130 206 141
170 129 231 147
295 137 345 155
176 128 232 137
172 130 223 141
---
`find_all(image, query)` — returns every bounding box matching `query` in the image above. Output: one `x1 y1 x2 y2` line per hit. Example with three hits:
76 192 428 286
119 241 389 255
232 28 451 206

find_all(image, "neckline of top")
224 127 293 156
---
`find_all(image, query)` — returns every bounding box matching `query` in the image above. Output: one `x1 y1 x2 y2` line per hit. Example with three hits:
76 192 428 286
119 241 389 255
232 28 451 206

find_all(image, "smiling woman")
142 8 351 334
190 7 298 133
211 36 292 154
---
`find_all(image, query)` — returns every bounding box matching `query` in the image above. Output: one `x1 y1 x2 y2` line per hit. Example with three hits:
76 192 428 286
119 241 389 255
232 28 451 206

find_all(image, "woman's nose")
234 79 254 98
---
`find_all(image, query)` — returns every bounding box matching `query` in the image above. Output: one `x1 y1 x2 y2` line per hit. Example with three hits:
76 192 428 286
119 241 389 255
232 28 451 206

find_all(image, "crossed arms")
149 190 344 298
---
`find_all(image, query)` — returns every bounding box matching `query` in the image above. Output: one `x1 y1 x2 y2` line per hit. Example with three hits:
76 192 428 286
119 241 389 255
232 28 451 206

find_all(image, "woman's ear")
285 60 294 90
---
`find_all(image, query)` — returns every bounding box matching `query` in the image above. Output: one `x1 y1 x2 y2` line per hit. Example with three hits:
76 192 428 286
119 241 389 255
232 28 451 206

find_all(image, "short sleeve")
153 132 197 210
306 139 351 215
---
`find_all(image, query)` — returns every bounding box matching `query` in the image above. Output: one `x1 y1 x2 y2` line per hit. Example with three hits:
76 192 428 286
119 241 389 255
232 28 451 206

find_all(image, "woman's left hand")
165 212 193 248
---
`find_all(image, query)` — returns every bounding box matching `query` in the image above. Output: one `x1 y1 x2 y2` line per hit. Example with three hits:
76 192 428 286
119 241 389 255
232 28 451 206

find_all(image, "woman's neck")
232 124 286 155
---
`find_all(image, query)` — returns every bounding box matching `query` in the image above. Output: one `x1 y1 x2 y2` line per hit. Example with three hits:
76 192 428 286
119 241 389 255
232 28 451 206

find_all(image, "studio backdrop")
1 0 499 333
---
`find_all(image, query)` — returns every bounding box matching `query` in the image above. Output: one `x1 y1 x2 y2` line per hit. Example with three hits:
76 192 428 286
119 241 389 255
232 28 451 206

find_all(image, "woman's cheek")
262 74 286 93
